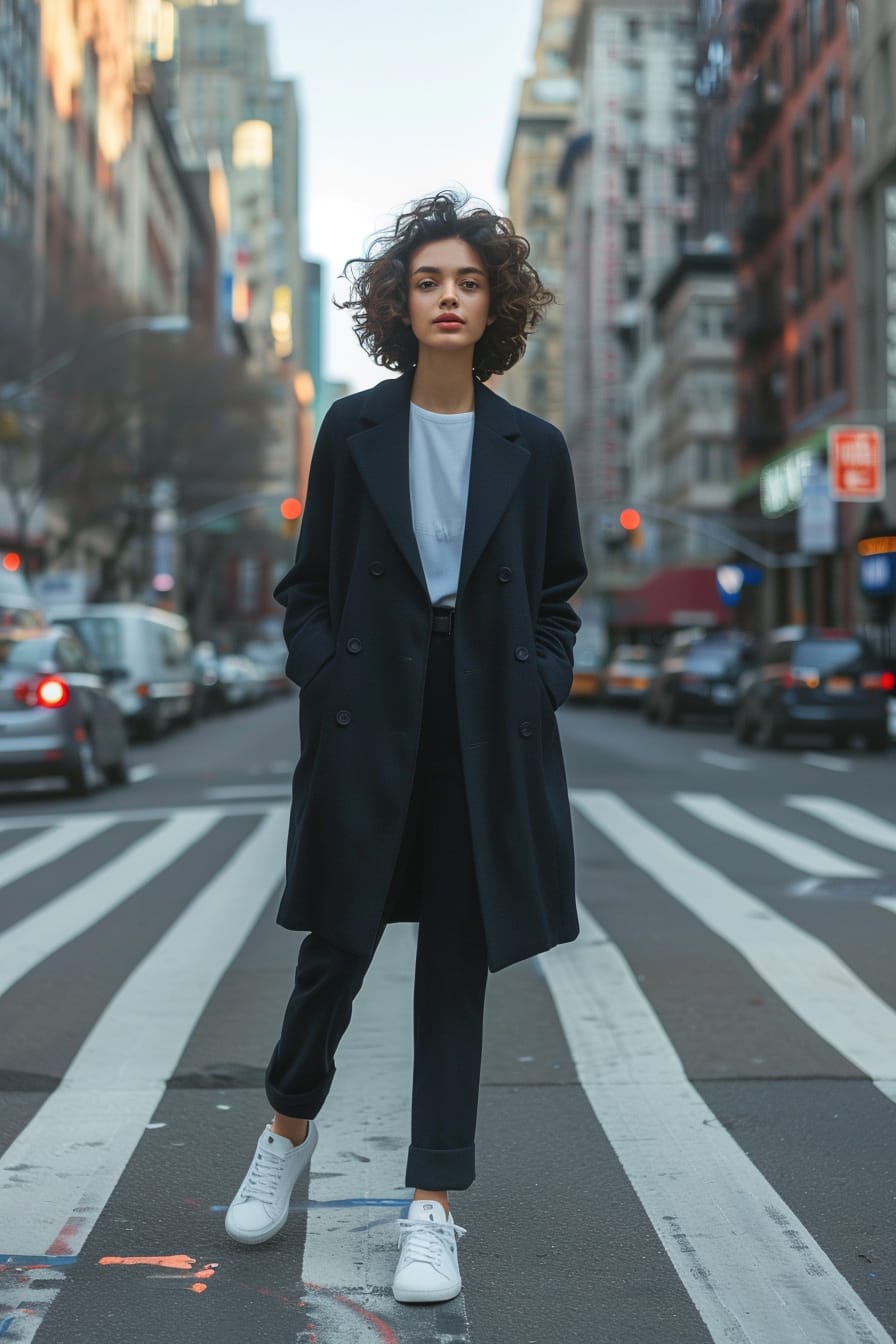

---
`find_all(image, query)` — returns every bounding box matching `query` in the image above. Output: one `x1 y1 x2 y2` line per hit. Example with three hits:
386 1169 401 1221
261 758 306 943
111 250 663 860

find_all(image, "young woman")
225 190 587 1304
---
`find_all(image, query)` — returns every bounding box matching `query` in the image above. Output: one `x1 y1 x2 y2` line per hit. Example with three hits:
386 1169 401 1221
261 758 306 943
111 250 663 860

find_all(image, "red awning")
610 567 729 629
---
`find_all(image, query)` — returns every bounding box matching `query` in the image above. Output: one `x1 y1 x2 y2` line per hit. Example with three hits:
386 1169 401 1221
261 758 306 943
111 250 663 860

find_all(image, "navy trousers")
265 612 490 1191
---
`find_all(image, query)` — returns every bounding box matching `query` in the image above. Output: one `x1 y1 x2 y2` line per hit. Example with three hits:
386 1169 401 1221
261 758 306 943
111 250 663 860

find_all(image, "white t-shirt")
408 402 474 608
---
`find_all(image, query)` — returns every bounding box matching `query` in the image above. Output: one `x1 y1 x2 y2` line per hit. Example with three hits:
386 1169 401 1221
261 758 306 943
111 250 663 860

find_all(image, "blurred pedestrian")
225 189 587 1304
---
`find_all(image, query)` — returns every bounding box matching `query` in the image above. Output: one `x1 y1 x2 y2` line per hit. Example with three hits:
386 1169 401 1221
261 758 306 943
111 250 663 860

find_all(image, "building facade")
561 0 697 581
727 0 855 627
503 0 580 430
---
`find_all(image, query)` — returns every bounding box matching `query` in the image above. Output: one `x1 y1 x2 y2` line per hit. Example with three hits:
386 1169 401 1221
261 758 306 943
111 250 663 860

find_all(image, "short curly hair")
336 190 554 381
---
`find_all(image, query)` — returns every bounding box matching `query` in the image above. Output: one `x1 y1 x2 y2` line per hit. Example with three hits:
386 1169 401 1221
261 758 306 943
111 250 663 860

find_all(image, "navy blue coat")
273 369 587 972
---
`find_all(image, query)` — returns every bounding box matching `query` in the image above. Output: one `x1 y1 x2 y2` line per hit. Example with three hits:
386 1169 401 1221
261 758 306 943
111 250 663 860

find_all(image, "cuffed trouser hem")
265 1064 335 1120
405 1144 475 1192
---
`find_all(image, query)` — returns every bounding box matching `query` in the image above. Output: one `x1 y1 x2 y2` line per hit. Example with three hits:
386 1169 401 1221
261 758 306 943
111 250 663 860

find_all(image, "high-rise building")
0 0 41 359
503 0 580 430
560 0 697 576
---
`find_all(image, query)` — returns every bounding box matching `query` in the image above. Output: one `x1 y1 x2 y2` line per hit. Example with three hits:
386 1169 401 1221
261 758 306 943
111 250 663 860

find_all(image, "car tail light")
861 671 896 692
780 667 820 689
14 676 70 708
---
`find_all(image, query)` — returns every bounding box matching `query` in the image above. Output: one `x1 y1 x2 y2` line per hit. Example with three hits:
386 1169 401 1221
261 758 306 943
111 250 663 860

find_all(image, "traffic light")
280 496 302 539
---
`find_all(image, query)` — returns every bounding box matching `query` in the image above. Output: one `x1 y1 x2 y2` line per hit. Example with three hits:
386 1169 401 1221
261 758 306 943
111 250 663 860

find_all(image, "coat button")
335 709 352 726
369 562 385 577
519 721 533 738
347 637 362 654
497 566 513 582
514 645 529 661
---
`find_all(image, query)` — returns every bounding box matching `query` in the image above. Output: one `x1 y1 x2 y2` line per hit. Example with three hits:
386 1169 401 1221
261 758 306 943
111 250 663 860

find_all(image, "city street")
1 691 895 1343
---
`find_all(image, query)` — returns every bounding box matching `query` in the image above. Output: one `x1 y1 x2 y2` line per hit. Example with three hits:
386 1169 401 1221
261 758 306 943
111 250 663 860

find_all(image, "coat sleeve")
535 429 588 710
272 407 338 688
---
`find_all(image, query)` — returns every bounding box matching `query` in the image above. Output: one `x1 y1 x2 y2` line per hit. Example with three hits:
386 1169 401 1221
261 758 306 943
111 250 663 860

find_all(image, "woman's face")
405 237 494 358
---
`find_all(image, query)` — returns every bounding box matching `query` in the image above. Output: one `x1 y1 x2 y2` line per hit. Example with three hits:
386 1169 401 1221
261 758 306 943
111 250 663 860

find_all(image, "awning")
609 567 730 630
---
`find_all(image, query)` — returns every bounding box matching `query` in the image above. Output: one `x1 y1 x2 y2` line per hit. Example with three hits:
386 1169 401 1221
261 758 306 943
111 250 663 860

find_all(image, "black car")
733 627 892 750
644 633 755 725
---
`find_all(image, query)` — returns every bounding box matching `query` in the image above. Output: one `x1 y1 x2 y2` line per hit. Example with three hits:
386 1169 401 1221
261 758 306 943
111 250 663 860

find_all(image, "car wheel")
733 704 755 744
137 703 164 741
756 710 783 749
104 752 131 785
866 727 888 753
68 736 100 796
660 693 680 726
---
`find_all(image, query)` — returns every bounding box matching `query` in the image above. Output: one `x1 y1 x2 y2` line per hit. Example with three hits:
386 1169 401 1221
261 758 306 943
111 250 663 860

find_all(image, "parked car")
48 604 195 740
570 628 605 701
0 625 129 794
644 632 755 725
732 627 893 750
216 654 266 709
242 640 290 697
601 643 656 706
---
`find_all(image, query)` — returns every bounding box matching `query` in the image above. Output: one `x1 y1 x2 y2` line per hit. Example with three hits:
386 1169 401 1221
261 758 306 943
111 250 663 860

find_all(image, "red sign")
828 426 885 501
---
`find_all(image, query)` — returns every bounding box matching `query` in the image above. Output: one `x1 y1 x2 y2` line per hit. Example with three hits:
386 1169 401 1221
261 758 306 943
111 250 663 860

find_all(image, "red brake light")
861 670 896 692
882 671 896 693
36 677 69 708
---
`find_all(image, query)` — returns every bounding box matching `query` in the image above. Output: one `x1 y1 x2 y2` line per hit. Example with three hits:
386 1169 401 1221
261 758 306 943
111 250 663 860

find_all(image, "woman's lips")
435 317 464 326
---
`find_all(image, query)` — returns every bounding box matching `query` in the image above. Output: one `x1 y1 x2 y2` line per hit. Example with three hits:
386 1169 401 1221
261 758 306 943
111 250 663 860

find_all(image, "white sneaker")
224 1121 318 1245
392 1199 465 1304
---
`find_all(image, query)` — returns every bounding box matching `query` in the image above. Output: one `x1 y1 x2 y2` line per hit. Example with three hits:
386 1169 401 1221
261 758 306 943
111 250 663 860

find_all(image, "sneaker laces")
240 1145 284 1204
397 1217 466 1268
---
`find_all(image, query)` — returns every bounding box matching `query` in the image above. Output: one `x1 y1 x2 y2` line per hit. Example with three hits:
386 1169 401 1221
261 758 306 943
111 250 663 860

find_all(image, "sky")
246 0 543 393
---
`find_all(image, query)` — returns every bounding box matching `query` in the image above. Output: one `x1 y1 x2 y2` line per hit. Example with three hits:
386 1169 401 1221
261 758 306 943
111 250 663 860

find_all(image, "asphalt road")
1 690 894 1343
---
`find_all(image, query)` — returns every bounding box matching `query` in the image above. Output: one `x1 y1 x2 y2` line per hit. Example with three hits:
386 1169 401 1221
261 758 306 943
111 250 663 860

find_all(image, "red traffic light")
619 508 641 532
280 497 302 521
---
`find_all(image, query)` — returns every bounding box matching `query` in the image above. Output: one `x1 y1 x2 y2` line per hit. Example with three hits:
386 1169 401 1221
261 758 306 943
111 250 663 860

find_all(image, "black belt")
431 606 455 636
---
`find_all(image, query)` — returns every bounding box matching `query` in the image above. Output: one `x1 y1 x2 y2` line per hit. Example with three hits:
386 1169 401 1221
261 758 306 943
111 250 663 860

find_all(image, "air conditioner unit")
785 286 804 309
763 80 783 106
804 151 821 178
829 245 845 274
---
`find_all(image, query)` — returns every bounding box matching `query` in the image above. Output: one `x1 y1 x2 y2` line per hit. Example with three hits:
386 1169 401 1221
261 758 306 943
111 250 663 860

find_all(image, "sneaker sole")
224 1206 289 1246
392 1279 462 1305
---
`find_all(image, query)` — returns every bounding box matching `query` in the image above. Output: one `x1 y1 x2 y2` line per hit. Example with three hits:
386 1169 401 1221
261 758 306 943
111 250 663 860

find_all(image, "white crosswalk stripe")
675 792 879 876
0 810 223 1000
0 816 114 890
787 796 896 852
571 790 896 1099
0 807 288 1340
539 900 892 1344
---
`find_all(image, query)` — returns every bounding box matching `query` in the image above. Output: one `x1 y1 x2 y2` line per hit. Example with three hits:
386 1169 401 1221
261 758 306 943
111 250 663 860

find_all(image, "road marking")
298 923 470 1342
571 791 896 1099
203 785 291 800
874 897 896 917
786 796 896 852
0 809 287 1340
699 750 753 771
0 803 285 826
127 764 157 784
539 900 893 1344
0 811 223 1001
0 817 113 890
676 792 878 877
801 752 852 772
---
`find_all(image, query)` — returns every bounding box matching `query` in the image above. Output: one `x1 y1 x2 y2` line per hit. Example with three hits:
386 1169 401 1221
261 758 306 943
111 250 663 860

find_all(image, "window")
625 165 640 198
676 166 689 199
811 333 825 400
625 220 641 254
831 317 845 388
676 220 689 249
825 0 837 38
827 77 843 156
811 215 823 297
793 236 806 299
625 63 644 97
625 274 640 299
809 98 821 165
829 193 843 264
791 14 802 88
878 36 893 126
807 0 821 63
627 16 642 41
791 124 805 201
794 352 807 410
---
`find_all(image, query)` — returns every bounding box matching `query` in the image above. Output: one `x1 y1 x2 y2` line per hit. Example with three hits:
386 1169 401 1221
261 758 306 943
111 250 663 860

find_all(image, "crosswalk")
0 788 894 1342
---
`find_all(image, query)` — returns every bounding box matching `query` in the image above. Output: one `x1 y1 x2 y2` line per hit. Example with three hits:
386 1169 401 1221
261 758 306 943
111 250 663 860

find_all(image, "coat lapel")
347 370 531 604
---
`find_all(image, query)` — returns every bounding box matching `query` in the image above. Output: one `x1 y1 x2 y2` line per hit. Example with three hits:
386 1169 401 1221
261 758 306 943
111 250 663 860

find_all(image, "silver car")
0 627 130 795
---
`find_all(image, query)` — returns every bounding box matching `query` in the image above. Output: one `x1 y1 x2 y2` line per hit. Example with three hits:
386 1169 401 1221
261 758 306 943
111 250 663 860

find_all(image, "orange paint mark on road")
100 1255 196 1270
190 1283 207 1294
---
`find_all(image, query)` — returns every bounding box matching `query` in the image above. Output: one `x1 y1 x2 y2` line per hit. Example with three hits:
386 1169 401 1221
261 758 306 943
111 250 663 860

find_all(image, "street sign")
798 460 837 554
828 426 885 501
